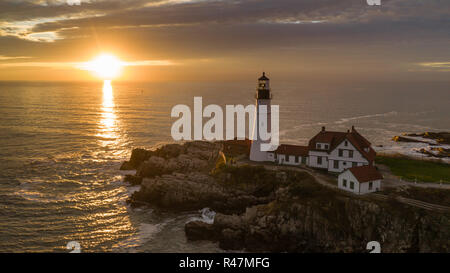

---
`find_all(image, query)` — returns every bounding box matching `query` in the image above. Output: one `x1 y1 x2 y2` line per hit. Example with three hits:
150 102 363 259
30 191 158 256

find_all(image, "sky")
0 0 449 82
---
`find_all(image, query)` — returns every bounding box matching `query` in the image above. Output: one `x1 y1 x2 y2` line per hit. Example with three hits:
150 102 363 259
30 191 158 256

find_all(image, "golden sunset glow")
83 54 123 80
97 80 118 144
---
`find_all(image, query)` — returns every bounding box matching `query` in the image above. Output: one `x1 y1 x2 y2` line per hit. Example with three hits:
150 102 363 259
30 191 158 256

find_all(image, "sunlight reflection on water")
97 80 118 143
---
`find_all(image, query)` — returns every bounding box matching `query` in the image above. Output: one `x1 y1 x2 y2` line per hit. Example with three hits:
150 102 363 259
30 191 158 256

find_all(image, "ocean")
0 80 449 252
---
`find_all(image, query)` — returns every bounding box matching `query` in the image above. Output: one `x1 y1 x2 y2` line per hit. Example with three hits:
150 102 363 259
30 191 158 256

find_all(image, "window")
334 160 339 169
295 156 299 163
344 140 348 146
338 149 343 157
349 150 353 158
352 162 357 167
284 155 287 161
343 179 347 187
317 143 321 149
302 157 307 164
369 182 373 190
317 156 322 165
324 144 329 150
350 182 355 190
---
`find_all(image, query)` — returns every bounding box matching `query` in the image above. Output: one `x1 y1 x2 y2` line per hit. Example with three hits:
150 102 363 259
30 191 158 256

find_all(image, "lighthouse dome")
258 72 269 81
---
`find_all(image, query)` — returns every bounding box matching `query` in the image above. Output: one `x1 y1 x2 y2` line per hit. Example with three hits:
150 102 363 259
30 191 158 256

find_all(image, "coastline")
374 131 450 164
120 140 449 253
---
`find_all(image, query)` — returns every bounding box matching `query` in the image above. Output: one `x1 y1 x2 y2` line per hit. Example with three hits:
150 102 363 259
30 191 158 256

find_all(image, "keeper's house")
338 165 383 194
267 126 376 173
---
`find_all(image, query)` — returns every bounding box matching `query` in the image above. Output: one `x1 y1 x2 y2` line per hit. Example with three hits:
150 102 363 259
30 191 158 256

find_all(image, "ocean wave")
187 208 216 224
334 111 398 124
112 222 165 252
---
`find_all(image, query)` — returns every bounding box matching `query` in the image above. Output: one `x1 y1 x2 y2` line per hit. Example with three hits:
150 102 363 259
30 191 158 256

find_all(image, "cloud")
25 0 450 33
1 0 448 44
0 0 449 82
124 60 176 66
0 59 176 68
0 55 32 61
417 62 450 72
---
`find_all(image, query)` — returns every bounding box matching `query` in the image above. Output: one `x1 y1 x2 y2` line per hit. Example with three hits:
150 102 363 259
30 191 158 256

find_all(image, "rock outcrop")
122 141 449 253
121 141 221 184
128 171 274 213
185 188 449 253
405 132 450 145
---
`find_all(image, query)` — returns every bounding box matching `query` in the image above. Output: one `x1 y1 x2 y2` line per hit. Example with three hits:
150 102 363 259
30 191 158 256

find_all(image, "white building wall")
338 171 359 194
250 98 271 162
328 140 369 172
308 150 328 169
338 171 381 194
359 179 381 194
275 154 302 166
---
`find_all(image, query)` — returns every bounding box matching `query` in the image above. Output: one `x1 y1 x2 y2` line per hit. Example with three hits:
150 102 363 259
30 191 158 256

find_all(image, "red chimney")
351 126 355 132
321 126 325 132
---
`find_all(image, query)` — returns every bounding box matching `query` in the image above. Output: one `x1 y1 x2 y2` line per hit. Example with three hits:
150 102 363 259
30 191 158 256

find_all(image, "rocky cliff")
122 141 449 253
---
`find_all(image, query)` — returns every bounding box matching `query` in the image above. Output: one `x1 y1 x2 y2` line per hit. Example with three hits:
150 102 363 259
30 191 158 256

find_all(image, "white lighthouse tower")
250 72 273 162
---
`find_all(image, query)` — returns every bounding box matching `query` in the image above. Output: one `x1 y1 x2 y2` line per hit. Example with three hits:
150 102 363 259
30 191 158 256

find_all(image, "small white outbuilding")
338 165 383 194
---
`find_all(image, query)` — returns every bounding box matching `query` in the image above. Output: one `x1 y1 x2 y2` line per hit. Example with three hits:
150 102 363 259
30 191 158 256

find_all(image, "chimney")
321 126 325 132
347 129 350 133
351 125 355 132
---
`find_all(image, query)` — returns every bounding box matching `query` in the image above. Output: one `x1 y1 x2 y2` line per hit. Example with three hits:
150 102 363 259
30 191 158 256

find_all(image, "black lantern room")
256 72 271 99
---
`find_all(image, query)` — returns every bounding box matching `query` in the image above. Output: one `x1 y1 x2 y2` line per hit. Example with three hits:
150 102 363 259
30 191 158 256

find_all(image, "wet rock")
124 174 143 185
122 148 155 170
120 161 134 170
405 132 450 145
392 136 429 143
219 228 245 250
185 221 218 241
128 172 270 213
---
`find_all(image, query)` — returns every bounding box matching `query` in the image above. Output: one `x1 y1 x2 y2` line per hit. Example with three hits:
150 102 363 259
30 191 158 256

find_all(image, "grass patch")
376 155 450 183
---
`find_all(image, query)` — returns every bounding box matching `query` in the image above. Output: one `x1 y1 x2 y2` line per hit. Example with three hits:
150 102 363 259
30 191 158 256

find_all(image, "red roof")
273 144 309 156
308 126 375 162
347 165 383 183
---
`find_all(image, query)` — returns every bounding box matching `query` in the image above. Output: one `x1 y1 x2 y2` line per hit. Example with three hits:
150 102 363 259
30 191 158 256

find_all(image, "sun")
84 53 123 80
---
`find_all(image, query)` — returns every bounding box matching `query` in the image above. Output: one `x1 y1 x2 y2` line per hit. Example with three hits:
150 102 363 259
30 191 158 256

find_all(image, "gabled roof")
309 131 347 148
273 144 309 156
345 165 383 183
308 126 375 162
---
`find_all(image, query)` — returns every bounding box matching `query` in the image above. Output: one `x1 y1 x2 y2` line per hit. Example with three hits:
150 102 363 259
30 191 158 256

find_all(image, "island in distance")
120 140 449 253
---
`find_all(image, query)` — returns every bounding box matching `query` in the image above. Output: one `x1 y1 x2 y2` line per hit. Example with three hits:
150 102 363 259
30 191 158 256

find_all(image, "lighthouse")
250 72 273 161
